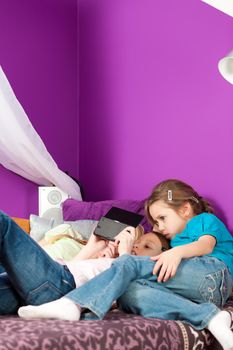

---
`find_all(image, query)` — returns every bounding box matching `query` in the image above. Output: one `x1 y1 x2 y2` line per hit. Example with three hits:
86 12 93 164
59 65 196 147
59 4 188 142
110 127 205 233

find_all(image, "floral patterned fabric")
0 298 232 350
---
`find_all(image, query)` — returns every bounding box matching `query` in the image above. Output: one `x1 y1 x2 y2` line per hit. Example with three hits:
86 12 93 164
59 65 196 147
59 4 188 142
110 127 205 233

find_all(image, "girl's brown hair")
152 231 170 251
145 179 214 226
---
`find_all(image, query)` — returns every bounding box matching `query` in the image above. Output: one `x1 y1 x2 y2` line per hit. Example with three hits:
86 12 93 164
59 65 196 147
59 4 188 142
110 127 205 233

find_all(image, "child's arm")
70 233 108 260
98 242 118 258
152 235 216 282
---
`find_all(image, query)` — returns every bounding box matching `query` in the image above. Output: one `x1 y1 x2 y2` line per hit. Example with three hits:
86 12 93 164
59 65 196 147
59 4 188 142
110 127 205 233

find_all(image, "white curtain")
0 66 82 200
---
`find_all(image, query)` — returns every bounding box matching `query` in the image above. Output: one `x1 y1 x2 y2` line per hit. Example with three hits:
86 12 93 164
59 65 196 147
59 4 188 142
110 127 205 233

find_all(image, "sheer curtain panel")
0 66 82 200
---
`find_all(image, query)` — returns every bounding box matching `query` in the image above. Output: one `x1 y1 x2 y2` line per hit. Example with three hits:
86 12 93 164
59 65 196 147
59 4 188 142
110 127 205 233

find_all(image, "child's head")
145 179 214 239
132 231 170 256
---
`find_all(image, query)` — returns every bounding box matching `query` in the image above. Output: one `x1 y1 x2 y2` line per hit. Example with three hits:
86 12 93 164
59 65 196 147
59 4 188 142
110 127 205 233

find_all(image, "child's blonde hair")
135 225 144 241
145 179 214 226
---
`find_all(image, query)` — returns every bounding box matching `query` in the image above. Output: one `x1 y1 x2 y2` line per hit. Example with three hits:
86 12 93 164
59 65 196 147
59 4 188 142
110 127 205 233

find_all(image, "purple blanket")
0 299 232 350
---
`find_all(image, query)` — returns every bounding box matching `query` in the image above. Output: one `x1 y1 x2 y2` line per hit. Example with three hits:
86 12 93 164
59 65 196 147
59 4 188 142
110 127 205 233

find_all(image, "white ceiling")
201 0 233 17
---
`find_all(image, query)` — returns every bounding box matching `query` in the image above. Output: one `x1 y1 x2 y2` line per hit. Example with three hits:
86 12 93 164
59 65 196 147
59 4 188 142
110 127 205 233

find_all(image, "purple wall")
1 0 233 232
0 0 78 217
79 0 233 231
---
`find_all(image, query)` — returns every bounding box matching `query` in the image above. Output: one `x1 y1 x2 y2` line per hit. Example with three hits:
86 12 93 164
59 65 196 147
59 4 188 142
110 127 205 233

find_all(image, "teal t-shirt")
171 213 233 276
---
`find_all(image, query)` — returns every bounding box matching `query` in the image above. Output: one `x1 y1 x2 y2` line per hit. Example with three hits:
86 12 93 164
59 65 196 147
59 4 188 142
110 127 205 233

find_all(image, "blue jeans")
65 254 232 329
0 211 75 314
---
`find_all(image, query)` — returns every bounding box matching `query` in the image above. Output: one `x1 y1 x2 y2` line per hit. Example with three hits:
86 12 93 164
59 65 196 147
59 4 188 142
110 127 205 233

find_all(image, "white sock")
18 297 81 321
207 311 233 350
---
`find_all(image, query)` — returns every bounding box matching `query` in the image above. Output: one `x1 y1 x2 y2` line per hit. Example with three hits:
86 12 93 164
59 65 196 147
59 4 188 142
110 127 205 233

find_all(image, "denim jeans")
0 211 75 314
66 254 232 329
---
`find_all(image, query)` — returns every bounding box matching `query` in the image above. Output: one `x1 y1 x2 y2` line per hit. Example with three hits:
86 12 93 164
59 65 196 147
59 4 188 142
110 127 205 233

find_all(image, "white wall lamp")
218 50 233 84
201 0 233 84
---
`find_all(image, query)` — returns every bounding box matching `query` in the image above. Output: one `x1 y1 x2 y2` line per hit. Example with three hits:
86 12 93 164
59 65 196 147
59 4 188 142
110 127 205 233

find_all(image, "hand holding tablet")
93 207 143 241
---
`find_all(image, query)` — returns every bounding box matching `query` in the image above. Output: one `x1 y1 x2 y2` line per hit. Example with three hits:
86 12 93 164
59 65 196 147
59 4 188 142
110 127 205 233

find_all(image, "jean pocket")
199 268 232 307
26 281 65 305
219 268 232 307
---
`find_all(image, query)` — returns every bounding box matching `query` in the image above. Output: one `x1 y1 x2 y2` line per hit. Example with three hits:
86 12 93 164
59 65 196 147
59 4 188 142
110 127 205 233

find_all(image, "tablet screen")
93 207 144 241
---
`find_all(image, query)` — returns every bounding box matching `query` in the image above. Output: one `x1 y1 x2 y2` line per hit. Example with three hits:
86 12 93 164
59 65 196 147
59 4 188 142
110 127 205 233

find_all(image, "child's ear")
180 202 192 218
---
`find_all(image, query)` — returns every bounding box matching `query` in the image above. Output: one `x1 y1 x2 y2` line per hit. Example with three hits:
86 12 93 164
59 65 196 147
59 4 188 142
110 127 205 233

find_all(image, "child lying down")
18 228 170 319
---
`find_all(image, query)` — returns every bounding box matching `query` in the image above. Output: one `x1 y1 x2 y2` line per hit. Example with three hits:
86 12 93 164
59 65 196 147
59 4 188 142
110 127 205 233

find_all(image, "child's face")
132 233 164 256
149 200 188 239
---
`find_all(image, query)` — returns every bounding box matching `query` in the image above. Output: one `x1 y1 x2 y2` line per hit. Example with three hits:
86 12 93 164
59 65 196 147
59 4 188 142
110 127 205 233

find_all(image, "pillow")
42 224 85 261
30 214 56 241
66 220 98 240
30 214 98 241
62 199 152 232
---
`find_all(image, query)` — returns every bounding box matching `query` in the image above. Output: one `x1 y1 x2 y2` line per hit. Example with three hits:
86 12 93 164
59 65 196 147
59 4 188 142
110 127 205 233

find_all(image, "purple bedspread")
0 298 232 350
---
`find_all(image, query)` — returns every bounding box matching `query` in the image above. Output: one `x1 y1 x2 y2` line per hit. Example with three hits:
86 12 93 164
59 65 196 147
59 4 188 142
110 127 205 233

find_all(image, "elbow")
204 245 214 255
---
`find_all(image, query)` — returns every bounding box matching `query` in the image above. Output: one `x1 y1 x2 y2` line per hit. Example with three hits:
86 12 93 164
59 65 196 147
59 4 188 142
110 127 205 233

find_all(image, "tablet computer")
93 207 144 241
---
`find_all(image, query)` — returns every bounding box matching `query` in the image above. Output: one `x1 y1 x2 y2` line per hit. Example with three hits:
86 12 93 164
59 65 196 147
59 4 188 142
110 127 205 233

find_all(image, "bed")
7 199 233 350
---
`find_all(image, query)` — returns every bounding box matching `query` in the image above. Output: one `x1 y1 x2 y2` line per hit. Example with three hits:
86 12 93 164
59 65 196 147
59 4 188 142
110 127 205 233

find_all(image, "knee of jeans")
0 211 5 225
0 211 10 232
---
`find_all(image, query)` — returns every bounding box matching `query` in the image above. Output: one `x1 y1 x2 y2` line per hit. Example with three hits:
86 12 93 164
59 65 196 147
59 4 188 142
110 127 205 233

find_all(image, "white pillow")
30 214 98 241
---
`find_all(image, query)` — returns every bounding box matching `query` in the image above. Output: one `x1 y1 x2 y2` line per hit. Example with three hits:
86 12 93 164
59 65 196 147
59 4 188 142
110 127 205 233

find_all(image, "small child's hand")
151 248 182 282
98 241 118 258
114 227 135 256
114 227 136 244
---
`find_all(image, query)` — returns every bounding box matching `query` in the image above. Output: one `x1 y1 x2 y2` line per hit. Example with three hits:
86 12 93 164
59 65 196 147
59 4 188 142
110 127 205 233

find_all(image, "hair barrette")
191 196 199 203
168 190 173 201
